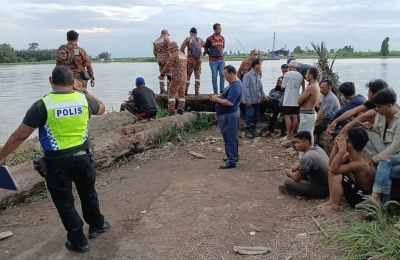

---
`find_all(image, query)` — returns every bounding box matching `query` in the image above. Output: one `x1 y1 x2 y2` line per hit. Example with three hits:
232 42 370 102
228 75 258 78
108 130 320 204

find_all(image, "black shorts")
282 106 299 116
342 173 370 207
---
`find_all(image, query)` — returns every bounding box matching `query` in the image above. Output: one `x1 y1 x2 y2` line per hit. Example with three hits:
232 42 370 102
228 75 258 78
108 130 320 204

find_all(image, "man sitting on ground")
320 128 375 213
264 76 285 137
279 131 329 199
327 79 388 135
314 79 340 138
361 88 400 164
126 77 158 119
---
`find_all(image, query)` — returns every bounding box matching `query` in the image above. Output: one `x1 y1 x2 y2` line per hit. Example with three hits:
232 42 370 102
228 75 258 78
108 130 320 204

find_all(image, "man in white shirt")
281 60 304 140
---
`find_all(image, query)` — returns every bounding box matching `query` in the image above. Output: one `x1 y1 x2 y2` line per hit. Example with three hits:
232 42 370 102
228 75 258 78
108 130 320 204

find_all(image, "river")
1 58 399 145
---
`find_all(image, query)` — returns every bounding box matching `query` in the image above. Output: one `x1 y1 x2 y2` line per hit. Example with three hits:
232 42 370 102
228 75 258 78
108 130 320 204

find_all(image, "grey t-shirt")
282 71 303 106
298 145 329 186
321 91 341 120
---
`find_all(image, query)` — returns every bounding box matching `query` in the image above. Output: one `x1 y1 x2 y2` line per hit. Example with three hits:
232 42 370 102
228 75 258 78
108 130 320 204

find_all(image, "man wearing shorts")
320 127 375 214
281 60 303 140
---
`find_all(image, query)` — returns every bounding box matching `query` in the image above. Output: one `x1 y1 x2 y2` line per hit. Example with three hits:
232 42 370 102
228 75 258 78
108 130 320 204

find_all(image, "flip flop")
355 198 380 208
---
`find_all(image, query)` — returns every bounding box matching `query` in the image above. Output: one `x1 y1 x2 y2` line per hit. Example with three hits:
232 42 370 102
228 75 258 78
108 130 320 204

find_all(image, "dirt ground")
0 123 362 260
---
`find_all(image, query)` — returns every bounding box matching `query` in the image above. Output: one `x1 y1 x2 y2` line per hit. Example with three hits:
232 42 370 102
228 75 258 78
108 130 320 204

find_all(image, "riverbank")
0 122 360 260
1 52 400 66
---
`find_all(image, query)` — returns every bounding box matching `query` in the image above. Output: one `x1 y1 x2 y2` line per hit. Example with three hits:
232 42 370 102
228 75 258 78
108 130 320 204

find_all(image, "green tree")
0 43 17 63
97 52 111 60
380 37 389 56
293 46 304 54
229 50 232 55
28 42 39 50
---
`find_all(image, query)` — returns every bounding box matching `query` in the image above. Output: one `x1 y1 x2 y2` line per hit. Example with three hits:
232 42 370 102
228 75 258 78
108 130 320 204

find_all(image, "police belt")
72 150 87 156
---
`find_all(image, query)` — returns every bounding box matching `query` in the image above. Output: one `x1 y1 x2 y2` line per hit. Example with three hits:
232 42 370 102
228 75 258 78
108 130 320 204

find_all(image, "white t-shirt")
282 71 303 106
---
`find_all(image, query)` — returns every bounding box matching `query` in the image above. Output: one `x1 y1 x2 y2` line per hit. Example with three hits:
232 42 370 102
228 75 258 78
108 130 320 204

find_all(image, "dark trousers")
268 100 286 133
218 110 240 166
284 178 329 199
46 154 104 244
245 103 260 129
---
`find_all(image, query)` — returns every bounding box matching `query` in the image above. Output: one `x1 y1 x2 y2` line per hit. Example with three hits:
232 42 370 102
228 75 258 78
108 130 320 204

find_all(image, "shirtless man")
297 67 320 145
320 127 375 214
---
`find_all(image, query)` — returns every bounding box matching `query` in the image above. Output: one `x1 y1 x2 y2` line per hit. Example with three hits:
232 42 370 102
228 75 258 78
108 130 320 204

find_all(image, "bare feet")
262 130 272 137
318 200 332 208
320 205 340 215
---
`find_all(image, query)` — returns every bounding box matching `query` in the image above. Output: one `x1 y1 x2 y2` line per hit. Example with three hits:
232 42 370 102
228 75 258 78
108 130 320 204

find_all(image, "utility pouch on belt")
86 146 94 162
33 157 48 178
81 70 91 80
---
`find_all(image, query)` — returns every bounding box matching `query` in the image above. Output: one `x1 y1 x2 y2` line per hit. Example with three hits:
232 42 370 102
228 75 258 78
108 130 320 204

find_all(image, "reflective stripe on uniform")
178 98 186 102
186 81 190 83
195 79 200 82
168 98 176 102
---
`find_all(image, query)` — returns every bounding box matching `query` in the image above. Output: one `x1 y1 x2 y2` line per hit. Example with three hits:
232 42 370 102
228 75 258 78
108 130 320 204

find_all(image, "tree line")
0 43 113 64
0 43 58 63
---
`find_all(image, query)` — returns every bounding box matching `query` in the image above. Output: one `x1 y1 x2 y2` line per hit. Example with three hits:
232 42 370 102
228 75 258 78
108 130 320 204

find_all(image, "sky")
2 0 400 58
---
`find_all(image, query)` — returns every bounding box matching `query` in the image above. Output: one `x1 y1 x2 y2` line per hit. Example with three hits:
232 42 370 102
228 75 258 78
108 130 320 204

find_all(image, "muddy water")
1 58 399 144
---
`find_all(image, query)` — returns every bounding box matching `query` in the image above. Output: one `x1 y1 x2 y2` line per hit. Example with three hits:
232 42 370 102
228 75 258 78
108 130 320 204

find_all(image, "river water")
1 58 399 145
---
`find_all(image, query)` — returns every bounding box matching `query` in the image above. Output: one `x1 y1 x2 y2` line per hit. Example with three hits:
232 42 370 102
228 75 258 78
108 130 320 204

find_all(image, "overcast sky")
2 0 400 58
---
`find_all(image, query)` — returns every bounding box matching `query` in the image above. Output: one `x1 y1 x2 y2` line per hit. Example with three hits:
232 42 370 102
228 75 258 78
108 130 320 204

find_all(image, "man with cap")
153 29 171 94
180 27 205 96
281 60 303 140
125 77 158 119
57 30 95 90
204 23 225 94
160 41 188 116
287 57 313 90
237 50 261 81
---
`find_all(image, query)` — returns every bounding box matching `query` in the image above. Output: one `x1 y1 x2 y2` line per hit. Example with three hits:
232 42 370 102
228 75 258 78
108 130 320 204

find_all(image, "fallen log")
89 111 139 138
0 112 199 209
155 94 276 114
93 112 199 168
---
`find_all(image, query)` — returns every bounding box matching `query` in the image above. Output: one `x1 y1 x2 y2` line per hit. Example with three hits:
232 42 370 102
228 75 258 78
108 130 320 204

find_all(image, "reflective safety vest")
39 92 89 151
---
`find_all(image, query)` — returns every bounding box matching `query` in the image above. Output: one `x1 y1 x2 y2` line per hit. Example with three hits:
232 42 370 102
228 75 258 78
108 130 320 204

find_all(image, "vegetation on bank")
328 202 400 260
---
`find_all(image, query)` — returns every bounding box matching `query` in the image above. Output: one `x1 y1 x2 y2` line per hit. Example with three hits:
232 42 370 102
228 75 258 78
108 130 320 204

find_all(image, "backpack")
190 37 202 58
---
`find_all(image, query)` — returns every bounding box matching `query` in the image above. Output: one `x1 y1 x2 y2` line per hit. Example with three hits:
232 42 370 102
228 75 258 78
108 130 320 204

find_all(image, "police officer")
56 30 95 90
0 66 109 253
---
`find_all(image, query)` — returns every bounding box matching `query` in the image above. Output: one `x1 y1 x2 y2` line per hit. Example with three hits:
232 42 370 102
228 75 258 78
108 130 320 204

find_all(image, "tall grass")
328 201 400 260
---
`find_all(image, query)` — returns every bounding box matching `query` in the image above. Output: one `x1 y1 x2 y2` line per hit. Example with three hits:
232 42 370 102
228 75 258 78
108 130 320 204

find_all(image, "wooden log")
155 94 276 114
89 111 139 138
0 112 199 209
92 112 199 168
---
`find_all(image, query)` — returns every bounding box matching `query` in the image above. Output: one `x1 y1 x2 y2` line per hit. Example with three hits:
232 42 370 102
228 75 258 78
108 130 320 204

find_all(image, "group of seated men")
276 78 400 214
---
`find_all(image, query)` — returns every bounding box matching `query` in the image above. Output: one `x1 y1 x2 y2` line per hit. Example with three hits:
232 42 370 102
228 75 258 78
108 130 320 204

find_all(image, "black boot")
245 128 254 139
250 126 259 137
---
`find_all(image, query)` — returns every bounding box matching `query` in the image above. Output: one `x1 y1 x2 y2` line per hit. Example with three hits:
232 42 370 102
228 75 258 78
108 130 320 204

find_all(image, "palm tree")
311 41 345 105
28 42 39 51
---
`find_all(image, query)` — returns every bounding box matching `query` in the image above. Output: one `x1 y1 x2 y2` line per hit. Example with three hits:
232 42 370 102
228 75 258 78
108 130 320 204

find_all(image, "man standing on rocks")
153 29 171 94
180 27 205 96
57 30 95 90
204 23 225 94
210 65 242 169
0 66 109 253
160 41 187 116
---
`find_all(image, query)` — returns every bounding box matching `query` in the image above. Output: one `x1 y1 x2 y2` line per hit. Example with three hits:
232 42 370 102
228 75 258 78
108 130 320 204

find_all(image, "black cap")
190 27 197 34
281 64 289 69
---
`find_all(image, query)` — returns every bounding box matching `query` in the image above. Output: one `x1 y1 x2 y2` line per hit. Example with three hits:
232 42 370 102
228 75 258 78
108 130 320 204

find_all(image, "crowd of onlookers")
241 55 399 215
